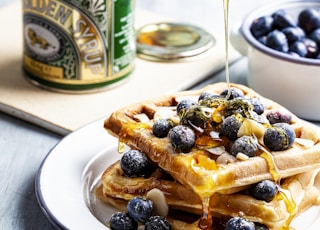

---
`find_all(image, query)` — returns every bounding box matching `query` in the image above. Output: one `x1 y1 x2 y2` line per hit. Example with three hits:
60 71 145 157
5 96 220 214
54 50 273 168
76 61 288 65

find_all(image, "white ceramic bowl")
231 0 320 121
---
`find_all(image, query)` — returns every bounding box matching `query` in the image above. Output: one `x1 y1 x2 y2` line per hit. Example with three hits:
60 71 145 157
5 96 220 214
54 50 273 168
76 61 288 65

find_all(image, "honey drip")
197 1 232 229
259 145 297 229
259 150 281 182
199 196 212 230
277 188 298 230
118 141 125 153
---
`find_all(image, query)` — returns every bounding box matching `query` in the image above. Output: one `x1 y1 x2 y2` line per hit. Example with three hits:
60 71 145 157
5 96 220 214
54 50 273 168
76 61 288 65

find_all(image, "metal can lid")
136 22 215 61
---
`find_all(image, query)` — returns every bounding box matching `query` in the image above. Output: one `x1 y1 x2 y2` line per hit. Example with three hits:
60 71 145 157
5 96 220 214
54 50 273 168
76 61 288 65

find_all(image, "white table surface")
0 0 289 229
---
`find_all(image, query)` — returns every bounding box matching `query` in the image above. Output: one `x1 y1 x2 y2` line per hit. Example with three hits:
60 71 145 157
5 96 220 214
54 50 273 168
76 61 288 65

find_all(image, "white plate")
36 118 320 230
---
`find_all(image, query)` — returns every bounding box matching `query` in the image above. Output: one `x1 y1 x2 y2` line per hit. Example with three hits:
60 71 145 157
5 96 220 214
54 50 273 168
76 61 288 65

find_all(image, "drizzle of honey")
194 1 231 228
119 122 151 140
259 145 298 229
194 1 232 229
118 122 151 153
199 196 212 230
223 0 231 99
259 151 281 182
195 0 297 228
277 187 298 230
195 135 227 148
118 141 125 153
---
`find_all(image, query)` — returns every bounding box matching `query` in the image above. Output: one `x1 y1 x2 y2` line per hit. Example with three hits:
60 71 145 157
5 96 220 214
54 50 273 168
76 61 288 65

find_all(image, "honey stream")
223 0 231 98
259 146 297 230
198 1 230 229
117 1 298 228
198 0 297 228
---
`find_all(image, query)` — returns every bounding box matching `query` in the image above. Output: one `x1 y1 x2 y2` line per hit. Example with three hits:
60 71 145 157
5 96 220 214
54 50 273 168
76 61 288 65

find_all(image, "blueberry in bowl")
249 4 320 59
230 0 320 121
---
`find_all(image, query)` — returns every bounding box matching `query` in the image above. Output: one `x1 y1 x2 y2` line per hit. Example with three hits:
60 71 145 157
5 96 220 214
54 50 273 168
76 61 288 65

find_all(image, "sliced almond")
146 188 169 217
238 118 266 141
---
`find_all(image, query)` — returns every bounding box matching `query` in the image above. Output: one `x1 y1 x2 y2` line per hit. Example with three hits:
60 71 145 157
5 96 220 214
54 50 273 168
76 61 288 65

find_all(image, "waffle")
104 83 320 193
95 161 320 230
102 82 320 228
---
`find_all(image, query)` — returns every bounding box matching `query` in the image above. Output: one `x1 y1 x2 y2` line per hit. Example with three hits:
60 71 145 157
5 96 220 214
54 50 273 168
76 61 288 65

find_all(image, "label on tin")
22 0 135 89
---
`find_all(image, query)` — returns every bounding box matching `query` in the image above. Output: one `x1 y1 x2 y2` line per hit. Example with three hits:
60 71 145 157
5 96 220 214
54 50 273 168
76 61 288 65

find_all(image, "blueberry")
266 109 292 124
266 30 289 52
153 119 173 138
257 36 267 45
271 9 286 19
248 97 264 115
302 38 319 58
254 223 269 230
180 105 211 129
220 87 245 100
120 150 153 178
252 180 278 202
298 8 320 34
251 8 320 60
272 11 296 30
288 51 300 58
127 197 153 224
145 216 171 230
275 122 295 146
231 135 259 157
250 16 274 38
109 212 138 230
169 125 195 153
310 28 320 46
282 27 305 44
222 114 243 141
263 123 295 151
289 41 308 57
225 217 255 230
198 93 223 107
176 99 198 117
198 91 217 102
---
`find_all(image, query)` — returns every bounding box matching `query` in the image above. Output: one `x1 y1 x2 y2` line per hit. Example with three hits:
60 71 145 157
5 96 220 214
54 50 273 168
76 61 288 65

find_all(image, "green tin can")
22 0 135 93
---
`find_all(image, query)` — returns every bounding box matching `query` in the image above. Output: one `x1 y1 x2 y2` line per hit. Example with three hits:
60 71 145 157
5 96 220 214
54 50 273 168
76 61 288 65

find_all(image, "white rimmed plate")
36 118 320 230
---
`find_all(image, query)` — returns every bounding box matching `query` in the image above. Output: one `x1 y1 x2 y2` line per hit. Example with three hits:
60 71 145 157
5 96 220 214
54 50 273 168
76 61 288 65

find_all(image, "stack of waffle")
95 83 320 229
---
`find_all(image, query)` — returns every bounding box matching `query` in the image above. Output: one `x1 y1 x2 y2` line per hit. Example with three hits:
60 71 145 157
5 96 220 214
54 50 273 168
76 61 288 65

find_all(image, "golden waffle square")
103 82 320 229
95 161 320 230
104 83 320 194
